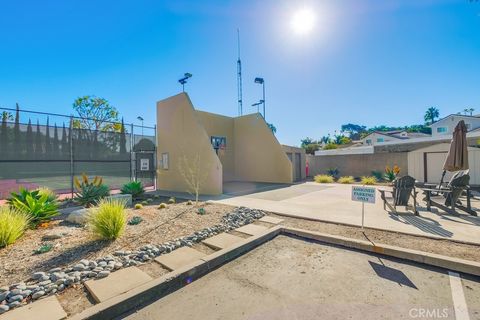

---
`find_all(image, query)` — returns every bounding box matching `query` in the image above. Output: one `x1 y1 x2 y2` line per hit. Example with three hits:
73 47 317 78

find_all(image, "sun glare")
291 8 315 35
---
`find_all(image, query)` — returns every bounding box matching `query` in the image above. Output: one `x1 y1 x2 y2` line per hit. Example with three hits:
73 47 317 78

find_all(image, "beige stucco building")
156 93 294 195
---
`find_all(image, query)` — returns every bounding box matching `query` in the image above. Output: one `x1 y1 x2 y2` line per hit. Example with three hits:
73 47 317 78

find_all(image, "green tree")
300 137 315 148
25 119 34 157
119 118 127 154
72 96 120 131
320 136 330 144
267 123 277 134
304 143 320 155
340 123 367 140
34 120 42 158
13 103 20 153
424 107 440 125
1 111 13 121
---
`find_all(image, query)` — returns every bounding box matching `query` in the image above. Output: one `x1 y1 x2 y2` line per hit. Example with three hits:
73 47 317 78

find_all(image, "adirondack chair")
422 170 476 216
378 175 418 215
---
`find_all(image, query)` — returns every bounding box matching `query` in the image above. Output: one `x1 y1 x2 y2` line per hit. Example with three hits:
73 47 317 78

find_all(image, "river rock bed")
0 207 265 314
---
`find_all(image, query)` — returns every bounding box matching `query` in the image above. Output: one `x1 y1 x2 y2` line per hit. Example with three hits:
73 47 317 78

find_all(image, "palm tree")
469 108 475 116
424 107 440 125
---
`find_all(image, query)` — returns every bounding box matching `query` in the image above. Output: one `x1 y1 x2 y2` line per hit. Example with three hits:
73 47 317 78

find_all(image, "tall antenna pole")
237 29 243 116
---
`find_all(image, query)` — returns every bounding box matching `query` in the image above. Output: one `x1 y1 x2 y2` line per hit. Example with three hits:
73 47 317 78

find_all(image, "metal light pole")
137 116 144 136
178 73 193 92
254 77 265 120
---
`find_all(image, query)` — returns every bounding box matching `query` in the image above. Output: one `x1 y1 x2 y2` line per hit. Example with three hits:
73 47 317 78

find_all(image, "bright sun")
291 8 315 35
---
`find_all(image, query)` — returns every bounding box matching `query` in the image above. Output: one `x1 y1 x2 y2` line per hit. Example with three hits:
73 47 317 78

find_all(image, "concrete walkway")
217 182 480 245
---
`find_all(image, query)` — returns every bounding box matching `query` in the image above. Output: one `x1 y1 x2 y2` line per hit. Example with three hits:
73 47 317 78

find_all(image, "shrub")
146 198 153 203
314 175 335 183
128 216 143 225
338 176 355 184
141 200 148 205
327 168 339 178
168 197 176 204
88 198 127 240
384 165 401 182
323 143 338 150
158 203 167 209
361 176 377 185
134 203 143 210
74 174 109 207
371 171 383 182
33 243 53 254
186 200 193 205
0 207 30 248
120 181 145 200
8 188 59 224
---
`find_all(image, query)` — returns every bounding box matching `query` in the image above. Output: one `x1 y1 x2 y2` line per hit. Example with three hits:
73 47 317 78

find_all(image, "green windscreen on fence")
0 117 155 199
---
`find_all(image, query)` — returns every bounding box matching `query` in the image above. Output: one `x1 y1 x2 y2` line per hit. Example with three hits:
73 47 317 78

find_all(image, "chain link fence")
0 107 156 199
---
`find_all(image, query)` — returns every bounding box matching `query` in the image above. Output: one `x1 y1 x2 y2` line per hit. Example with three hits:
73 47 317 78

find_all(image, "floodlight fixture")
254 77 266 120
178 73 193 92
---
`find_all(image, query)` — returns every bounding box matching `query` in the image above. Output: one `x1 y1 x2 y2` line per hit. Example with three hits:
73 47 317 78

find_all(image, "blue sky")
1 0 479 146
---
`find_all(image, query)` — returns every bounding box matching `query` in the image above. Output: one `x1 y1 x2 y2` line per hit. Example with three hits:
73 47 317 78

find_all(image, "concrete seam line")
282 227 480 277
270 211 480 246
71 226 283 320
448 271 471 320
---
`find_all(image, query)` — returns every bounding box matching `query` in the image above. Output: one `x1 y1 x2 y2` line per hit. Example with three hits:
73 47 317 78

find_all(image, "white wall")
361 132 399 146
408 143 480 185
431 115 480 137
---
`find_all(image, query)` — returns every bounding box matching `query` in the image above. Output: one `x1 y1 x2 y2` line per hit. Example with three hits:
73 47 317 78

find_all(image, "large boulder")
66 208 90 225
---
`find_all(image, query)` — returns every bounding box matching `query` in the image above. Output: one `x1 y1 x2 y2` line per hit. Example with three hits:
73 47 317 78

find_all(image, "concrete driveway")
217 182 480 244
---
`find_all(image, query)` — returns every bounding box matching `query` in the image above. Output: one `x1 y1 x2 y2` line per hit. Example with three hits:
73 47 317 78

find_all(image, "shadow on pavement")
388 213 453 238
368 261 418 289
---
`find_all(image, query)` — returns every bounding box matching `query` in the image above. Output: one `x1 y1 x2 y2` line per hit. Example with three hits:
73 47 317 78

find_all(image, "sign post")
351 186 376 231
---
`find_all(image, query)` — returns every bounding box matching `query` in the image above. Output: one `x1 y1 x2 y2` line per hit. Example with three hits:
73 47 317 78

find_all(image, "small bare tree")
177 152 209 205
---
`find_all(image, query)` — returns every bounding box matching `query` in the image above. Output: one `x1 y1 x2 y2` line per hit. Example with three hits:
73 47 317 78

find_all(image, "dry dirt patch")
0 201 233 287
273 213 480 262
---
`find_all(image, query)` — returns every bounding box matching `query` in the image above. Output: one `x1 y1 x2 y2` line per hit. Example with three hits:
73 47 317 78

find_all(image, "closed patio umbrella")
439 120 469 186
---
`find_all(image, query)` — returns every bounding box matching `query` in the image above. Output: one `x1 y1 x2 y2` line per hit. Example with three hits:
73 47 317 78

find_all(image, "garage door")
425 152 454 183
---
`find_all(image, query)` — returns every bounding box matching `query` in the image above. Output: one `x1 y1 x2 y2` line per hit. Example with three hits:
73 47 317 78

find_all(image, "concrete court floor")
217 182 480 244
122 235 480 320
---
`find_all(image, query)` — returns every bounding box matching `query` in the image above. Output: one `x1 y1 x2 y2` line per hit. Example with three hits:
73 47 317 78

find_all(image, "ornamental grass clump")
0 206 30 248
314 174 335 183
88 198 127 240
361 176 377 185
338 176 355 184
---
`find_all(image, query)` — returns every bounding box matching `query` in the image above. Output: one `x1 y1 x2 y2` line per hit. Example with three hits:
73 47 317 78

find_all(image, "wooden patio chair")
379 175 418 215
421 170 476 216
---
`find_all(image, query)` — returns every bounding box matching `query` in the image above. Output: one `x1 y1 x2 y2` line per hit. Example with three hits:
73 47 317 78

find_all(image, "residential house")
430 114 480 136
361 130 430 146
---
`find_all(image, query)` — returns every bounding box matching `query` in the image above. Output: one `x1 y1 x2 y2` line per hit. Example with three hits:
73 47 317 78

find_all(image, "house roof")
429 114 480 127
362 130 429 141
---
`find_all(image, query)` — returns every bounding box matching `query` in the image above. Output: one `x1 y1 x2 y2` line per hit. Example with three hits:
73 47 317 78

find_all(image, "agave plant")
74 173 110 207
8 188 59 224
120 181 145 199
